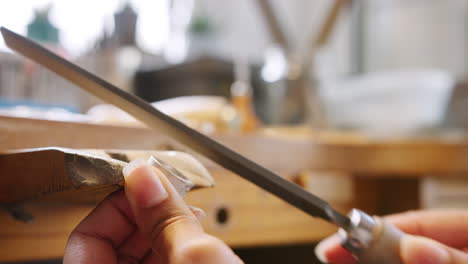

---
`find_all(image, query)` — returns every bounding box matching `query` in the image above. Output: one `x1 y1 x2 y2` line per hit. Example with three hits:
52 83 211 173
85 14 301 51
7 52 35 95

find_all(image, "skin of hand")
64 163 243 264
315 210 468 264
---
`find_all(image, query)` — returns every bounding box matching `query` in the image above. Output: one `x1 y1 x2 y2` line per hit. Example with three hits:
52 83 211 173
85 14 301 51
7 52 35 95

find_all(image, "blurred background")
2 0 467 136
3 0 468 263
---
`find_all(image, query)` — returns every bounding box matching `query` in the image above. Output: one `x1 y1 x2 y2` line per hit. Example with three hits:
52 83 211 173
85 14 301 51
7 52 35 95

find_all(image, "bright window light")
0 0 170 57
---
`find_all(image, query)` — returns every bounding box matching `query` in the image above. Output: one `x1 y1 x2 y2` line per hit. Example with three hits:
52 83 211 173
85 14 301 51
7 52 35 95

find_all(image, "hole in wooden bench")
216 207 229 225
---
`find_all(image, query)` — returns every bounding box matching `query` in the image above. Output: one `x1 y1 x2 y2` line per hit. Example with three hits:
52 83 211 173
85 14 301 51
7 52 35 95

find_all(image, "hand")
315 210 468 264
64 163 243 264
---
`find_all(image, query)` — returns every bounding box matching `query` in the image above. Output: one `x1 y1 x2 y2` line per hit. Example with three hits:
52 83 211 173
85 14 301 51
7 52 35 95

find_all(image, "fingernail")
401 236 450 264
122 158 147 178
315 235 338 263
123 159 168 208
315 234 356 264
189 206 206 221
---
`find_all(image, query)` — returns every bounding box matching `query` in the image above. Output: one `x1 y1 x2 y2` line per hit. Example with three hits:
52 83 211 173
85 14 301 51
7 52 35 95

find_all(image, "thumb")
401 235 468 264
123 161 241 264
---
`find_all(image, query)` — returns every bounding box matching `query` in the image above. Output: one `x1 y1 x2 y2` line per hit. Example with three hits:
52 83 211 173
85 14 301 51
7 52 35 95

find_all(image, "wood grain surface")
2 115 468 175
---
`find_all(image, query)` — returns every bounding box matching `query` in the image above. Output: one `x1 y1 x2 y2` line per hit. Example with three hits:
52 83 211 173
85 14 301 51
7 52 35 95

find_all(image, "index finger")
386 210 468 249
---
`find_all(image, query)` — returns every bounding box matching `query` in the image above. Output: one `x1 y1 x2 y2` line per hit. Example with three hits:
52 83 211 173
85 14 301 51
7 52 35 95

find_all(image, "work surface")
1 115 468 261
2 115 468 175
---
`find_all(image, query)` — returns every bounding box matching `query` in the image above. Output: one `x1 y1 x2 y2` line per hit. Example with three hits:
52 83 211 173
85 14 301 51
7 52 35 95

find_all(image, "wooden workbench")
1 115 468 262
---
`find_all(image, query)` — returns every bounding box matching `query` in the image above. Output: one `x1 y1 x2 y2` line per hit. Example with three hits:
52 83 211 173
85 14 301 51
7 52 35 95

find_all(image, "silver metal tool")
1 27 405 263
339 209 404 264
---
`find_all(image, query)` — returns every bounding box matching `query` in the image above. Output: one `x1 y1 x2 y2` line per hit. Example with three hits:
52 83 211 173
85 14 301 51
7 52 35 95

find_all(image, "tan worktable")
1 115 468 261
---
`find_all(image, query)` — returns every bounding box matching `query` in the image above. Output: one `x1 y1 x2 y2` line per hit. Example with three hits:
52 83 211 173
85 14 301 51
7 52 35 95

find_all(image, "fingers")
116 229 151 264
141 234 245 264
315 235 355 264
401 235 468 264
315 210 468 264
123 162 242 264
315 233 468 264
123 164 202 259
386 210 468 248
64 191 136 263
188 205 206 222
